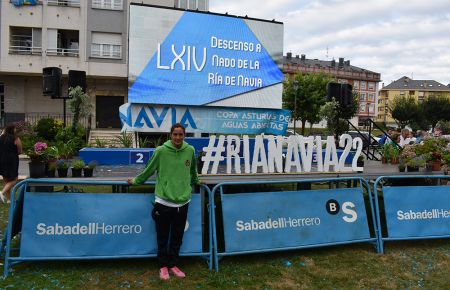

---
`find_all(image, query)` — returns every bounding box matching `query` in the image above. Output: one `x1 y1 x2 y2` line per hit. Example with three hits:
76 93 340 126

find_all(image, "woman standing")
0 123 23 203
128 123 200 280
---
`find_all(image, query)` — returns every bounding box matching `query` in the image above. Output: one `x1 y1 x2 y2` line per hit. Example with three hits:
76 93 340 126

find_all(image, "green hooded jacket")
131 140 199 204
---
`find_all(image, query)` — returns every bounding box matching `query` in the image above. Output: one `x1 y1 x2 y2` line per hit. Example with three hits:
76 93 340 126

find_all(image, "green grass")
0 186 449 289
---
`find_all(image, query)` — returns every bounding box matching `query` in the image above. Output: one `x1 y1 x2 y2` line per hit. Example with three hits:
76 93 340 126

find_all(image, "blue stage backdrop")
221 188 370 252
20 193 202 257
120 103 290 135
383 186 450 238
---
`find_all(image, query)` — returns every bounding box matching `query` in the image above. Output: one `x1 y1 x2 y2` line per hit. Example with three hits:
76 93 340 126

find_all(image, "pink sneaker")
159 267 170 280
170 266 186 278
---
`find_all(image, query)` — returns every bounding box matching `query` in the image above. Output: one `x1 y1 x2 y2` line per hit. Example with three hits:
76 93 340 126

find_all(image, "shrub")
72 159 85 170
35 118 62 142
55 159 69 170
87 160 97 169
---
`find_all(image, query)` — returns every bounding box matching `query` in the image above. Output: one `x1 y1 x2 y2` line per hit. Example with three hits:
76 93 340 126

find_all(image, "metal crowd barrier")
1 179 213 278
373 175 450 254
210 177 379 271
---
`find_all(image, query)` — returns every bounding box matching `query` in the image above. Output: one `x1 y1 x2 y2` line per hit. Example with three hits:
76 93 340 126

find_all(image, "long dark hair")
1 123 16 142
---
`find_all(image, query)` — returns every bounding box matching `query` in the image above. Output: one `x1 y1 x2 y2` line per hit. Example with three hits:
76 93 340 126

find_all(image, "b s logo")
326 200 358 223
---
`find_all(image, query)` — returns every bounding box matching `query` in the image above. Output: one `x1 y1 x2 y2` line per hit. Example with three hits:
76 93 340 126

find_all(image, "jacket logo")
185 160 191 167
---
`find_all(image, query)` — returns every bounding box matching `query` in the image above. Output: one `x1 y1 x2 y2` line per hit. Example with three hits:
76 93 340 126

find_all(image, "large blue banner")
383 186 450 238
221 188 370 252
20 193 202 257
120 103 290 135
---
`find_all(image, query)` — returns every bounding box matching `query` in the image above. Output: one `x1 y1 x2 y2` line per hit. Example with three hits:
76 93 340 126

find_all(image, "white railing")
91 43 121 59
92 0 122 10
46 47 79 57
47 0 80 6
9 46 42 55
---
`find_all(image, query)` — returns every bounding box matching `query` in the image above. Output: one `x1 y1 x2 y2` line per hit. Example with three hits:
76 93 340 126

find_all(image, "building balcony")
47 0 80 7
46 47 79 57
9 45 42 55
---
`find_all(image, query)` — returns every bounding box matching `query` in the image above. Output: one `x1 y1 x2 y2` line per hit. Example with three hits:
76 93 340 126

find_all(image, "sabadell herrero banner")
128 4 284 109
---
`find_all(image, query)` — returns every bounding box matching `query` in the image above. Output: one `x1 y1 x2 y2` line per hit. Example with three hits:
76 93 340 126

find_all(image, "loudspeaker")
68 70 86 92
326 82 353 107
327 82 341 102
42 67 62 98
340 84 353 107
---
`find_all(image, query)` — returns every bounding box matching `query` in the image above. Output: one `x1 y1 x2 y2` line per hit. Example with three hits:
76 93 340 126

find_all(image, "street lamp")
293 80 299 134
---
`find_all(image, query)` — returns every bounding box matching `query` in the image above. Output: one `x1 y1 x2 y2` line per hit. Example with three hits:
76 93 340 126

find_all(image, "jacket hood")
163 140 189 152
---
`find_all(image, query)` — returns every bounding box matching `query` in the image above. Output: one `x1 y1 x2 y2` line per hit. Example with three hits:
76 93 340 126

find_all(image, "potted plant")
71 159 85 177
398 158 406 172
381 143 392 163
28 141 48 178
46 161 57 178
56 159 69 177
390 146 400 164
406 156 425 172
443 153 450 175
83 160 97 177
428 151 442 171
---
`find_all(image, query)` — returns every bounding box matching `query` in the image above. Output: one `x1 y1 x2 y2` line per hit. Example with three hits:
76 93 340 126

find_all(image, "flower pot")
29 161 46 178
71 168 82 177
83 168 94 177
398 166 406 172
431 161 441 171
46 169 56 178
57 168 68 178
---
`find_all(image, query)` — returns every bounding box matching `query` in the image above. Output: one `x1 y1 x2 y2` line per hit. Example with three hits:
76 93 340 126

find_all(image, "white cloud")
210 0 450 85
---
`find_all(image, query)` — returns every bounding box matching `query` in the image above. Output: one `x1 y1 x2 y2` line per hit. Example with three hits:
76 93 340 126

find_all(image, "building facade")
283 53 381 126
0 0 209 128
377 76 450 125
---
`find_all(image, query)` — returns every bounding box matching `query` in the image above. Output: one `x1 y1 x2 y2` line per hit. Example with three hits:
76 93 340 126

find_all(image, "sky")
209 0 450 86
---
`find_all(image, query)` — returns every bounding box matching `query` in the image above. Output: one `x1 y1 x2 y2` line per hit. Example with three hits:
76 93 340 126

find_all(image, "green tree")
422 95 450 131
388 95 419 128
68 86 92 132
283 72 332 135
319 92 358 136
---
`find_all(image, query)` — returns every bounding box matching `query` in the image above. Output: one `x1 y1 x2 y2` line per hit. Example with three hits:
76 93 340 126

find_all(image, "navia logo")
120 106 197 129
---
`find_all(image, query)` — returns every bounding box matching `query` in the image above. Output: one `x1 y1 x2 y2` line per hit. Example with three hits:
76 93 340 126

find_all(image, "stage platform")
16 158 445 185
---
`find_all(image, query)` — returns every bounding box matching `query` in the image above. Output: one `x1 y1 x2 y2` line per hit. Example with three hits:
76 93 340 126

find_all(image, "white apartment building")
0 0 209 128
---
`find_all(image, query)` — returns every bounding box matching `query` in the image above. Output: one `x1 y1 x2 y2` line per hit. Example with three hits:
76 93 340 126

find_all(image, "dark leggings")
152 202 189 268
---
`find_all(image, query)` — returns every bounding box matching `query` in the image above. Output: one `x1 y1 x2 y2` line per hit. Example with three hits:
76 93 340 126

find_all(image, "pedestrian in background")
127 123 200 280
0 123 23 203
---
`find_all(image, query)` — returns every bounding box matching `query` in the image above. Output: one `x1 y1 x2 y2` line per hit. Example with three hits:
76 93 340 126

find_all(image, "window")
368 82 375 90
47 0 80 7
368 103 375 113
409 90 415 95
178 0 208 10
47 29 79 56
400 91 405 96
9 27 42 55
91 32 122 59
359 92 366 101
353 81 359 89
92 0 123 10
360 103 366 113
368 93 375 102
360 81 366 90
